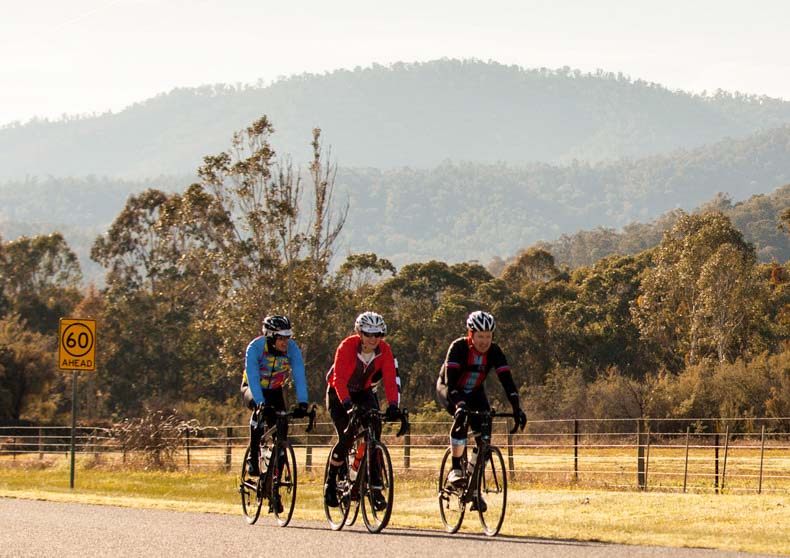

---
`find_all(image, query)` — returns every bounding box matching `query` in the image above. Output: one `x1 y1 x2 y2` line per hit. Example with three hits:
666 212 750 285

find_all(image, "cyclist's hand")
385 403 400 421
291 402 309 419
453 401 467 420
515 408 527 430
342 398 354 415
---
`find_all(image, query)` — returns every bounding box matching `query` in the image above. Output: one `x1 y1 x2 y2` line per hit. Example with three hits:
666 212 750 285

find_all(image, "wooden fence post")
39 427 44 460
185 428 191 469
305 433 313 471
720 425 730 492
637 419 645 490
404 432 411 470
574 419 579 483
225 427 232 471
714 431 720 494
683 426 690 493
758 425 765 494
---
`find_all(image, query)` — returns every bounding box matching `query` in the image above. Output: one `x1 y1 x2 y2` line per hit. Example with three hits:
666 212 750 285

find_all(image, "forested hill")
4 59 790 179
2 125 790 283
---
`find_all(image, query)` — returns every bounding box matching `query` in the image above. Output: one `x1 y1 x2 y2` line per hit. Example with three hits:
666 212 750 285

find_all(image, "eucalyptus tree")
632 211 759 370
0 233 82 334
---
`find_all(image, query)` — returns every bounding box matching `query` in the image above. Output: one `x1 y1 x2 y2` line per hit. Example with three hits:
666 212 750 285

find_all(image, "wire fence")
1 417 788 494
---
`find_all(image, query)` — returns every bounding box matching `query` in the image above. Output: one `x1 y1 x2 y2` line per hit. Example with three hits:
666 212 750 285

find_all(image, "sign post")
59 318 96 489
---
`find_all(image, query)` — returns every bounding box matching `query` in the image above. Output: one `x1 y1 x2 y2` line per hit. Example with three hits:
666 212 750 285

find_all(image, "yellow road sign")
59 318 96 371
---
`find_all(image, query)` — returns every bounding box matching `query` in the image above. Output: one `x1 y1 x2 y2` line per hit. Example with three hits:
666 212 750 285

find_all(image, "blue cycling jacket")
243 337 308 406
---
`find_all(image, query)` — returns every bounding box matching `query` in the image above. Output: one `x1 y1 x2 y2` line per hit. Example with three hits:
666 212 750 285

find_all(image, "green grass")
1 461 788 555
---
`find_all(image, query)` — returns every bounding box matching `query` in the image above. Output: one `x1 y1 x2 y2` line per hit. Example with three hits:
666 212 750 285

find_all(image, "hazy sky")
2 0 789 127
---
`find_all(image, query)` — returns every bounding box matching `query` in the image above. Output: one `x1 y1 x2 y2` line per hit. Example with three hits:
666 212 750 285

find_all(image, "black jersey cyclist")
436 311 527 503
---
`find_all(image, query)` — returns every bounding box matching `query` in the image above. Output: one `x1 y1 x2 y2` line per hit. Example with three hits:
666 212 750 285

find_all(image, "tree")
0 314 58 423
632 212 758 369
1 233 82 334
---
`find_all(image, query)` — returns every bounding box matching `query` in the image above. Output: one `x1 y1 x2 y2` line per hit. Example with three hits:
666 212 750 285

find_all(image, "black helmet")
466 311 496 332
262 315 292 337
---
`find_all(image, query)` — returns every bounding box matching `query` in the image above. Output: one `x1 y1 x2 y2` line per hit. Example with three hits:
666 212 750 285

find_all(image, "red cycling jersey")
328 334 399 405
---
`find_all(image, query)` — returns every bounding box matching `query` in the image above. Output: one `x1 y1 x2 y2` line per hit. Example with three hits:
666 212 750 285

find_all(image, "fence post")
645 427 651 491
637 419 645 490
573 419 579 483
758 425 765 494
404 432 411 470
225 427 232 471
714 431 720 494
683 426 690 493
507 430 514 474
720 425 730 493
185 428 191 470
305 433 313 471
39 427 44 460
12 436 16 462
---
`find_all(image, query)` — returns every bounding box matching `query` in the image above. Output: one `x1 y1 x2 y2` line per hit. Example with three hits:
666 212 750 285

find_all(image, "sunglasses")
361 331 384 338
273 334 292 340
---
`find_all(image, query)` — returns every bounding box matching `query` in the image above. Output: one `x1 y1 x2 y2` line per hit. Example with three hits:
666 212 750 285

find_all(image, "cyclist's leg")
448 409 469 483
265 389 287 513
467 392 490 512
325 387 352 506
354 389 387 509
242 385 262 476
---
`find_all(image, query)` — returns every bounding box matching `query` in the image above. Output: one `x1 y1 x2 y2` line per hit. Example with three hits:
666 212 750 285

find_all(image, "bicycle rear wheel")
271 441 297 527
477 445 507 536
360 442 394 533
323 451 351 530
437 447 465 533
240 446 263 525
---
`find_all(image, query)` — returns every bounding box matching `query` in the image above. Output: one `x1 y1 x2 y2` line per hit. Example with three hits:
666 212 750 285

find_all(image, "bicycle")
323 406 410 533
437 409 522 536
239 405 316 527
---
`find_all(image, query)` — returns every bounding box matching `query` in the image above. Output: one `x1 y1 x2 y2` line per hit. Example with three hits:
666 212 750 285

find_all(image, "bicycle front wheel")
360 441 394 533
240 446 263 525
271 441 297 527
437 447 464 533
477 445 507 536
323 451 351 530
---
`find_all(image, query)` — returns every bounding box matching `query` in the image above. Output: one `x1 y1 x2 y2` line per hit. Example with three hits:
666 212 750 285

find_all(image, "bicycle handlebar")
346 406 411 437
458 408 525 434
254 403 318 433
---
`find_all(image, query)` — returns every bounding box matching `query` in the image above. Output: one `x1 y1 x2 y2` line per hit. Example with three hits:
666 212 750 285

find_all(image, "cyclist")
324 311 401 510
436 311 527 510
241 315 310 481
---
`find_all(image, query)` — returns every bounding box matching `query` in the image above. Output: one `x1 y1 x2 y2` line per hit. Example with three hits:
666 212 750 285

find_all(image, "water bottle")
349 443 365 481
466 446 478 475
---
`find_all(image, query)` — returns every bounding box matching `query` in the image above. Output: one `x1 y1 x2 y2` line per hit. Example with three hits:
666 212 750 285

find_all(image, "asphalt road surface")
0 498 778 558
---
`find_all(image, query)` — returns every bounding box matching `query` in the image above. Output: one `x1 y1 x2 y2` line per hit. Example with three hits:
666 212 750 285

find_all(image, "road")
0 498 777 558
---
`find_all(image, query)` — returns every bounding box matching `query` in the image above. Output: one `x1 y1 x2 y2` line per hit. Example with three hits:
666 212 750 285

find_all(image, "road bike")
437 409 522 536
239 405 316 527
323 406 409 533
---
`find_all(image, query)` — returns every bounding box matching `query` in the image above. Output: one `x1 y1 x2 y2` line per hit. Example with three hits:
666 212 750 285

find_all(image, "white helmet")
466 311 496 332
354 311 387 335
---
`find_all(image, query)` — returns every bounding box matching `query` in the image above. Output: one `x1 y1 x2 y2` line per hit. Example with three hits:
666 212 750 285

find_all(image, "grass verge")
1 463 787 555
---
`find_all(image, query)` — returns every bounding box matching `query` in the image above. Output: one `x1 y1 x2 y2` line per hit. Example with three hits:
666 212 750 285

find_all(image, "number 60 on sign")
59 318 96 371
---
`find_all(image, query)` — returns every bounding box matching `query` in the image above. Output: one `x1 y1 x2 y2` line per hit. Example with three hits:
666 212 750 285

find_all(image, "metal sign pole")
70 370 77 489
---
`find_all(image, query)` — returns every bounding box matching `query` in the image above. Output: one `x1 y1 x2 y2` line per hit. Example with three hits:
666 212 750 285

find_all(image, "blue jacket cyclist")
241 315 309 476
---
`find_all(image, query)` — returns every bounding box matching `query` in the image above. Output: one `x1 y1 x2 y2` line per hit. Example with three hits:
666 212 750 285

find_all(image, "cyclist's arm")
245 337 266 406
287 339 308 404
379 343 399 406
443 339 468 404
492 345 519 407
331 338 357 403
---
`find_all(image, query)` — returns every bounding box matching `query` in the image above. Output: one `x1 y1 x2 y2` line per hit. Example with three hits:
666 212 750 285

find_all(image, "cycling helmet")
262 315 292 337
466 311 496 332
354 311 387 334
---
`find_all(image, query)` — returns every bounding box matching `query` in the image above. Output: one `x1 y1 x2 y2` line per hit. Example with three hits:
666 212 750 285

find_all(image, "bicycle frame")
438 408 519 536
239 405 316 526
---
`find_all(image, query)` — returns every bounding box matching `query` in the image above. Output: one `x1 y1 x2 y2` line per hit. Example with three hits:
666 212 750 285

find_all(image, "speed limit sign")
59 318 96 371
